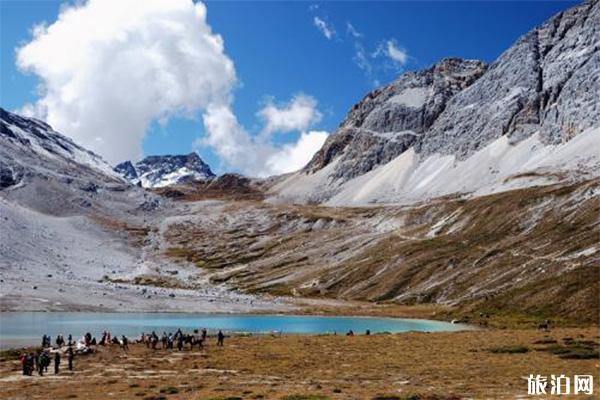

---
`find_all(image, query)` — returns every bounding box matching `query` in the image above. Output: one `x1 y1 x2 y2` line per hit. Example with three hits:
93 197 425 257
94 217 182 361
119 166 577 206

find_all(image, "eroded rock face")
307 58 487 181
306 0 599 180
421 0 600 159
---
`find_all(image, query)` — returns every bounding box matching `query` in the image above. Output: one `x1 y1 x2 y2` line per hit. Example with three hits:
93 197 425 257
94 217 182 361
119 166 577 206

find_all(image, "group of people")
20 343 73 376
20 328 227 377
138 328 226 351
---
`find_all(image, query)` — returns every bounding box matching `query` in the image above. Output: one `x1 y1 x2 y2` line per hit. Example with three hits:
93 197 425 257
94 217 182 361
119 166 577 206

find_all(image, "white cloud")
386 40 408 65
346 22 363 38
198 100 327 178
258 94 322 136
313 16 335 40
196 108 328 177
265 131 328 175
16 0 327 178
16 0 235 164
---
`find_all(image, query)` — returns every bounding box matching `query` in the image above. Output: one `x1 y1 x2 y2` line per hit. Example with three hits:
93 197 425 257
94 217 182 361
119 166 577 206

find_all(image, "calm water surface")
0 312 469 348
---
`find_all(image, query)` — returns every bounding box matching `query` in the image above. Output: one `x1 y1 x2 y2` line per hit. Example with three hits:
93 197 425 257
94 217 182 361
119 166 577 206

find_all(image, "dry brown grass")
91 215 151 247
160 179 599 325
1 328 598 399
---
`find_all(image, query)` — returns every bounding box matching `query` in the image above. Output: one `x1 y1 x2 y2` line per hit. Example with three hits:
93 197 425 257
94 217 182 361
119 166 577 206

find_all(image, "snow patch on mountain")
0 108 120 181
115 153 215 188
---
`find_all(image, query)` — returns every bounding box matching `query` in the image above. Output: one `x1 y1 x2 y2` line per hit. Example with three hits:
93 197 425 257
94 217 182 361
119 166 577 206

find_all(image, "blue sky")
0 0 577 174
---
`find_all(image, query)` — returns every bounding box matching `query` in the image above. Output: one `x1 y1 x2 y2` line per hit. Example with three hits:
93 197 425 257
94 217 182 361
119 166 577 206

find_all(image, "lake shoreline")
0 311 473 350
1 327 598 399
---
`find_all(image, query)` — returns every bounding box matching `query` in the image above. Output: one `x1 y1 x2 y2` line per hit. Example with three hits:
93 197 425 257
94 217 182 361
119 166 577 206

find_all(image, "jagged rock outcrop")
420 0 599 158
115 152 215 188
307 58 487 181
284 0 599 204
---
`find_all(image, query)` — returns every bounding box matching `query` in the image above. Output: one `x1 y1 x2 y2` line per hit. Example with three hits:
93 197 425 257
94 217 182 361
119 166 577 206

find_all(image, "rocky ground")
0 327 598 400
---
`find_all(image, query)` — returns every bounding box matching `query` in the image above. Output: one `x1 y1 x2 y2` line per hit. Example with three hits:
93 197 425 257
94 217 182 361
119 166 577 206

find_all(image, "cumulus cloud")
265 131 328 175
313 16 335 40
198 99 327 177
258 94 322 136
16 0 327 177
17 0 235 164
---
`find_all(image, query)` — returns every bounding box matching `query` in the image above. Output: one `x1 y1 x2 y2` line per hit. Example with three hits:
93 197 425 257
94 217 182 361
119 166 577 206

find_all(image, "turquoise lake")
0 312 470 348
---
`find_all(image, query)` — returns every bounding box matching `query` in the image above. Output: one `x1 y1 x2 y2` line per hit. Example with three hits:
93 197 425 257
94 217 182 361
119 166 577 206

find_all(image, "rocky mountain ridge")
276 0 599 205
115 152 215 188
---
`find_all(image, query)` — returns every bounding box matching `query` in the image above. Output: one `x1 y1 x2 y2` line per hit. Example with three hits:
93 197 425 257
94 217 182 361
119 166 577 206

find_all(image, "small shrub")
533 339 557 344
159 386 179 394
543 341 599 359
489 345 529 354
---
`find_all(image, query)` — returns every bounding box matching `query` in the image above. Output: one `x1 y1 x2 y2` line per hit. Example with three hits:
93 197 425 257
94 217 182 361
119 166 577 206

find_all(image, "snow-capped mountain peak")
115 152 215 188
0 107 122 188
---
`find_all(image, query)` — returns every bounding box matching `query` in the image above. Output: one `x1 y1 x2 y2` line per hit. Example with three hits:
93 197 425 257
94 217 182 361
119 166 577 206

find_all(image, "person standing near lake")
36 351 43 376
54 351 60 374
27 353 34 376
20 353 28 375
176 334 183 351
67 347 74 371
217 330 224 346
121 335 129 351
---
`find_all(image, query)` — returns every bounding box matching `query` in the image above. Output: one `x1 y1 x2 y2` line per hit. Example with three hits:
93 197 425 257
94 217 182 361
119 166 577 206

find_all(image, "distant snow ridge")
0 107 120 184
115 153 215 188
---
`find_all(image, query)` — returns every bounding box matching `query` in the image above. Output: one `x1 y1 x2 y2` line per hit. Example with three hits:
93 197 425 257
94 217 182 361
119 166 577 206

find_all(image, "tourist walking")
217 330 225 346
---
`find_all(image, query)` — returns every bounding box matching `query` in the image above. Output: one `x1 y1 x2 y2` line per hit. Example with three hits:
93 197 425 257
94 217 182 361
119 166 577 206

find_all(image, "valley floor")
0 327 598 400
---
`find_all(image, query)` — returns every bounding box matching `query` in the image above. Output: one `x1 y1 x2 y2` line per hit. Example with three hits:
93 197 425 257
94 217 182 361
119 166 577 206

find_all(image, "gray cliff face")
307 58 487 181
306 0 599 181
421 0 599 158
